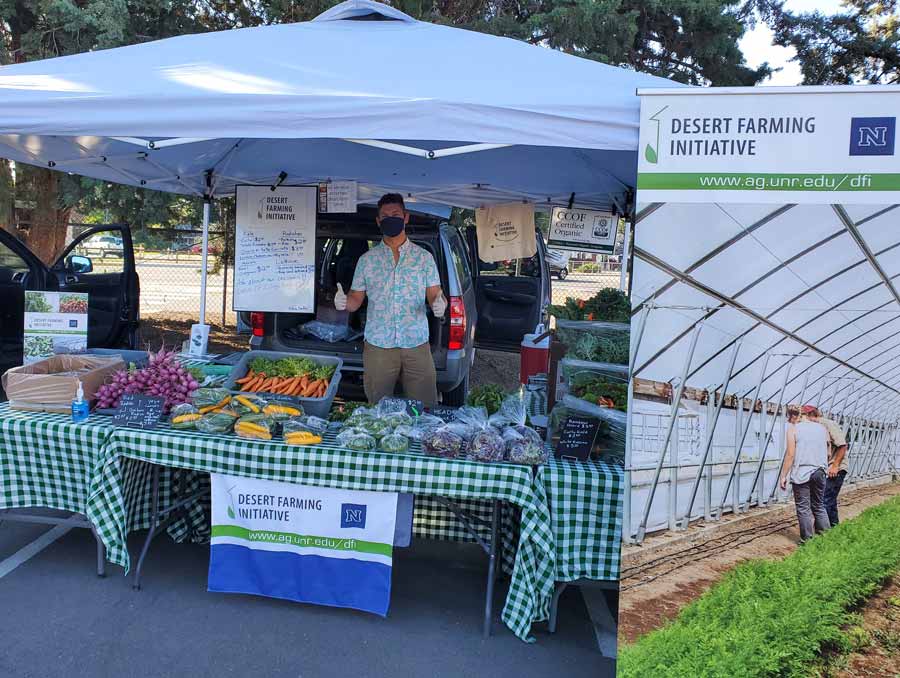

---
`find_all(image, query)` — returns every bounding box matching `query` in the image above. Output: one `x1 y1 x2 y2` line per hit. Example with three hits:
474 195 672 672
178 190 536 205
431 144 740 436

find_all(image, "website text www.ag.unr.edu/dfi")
698 173 875 190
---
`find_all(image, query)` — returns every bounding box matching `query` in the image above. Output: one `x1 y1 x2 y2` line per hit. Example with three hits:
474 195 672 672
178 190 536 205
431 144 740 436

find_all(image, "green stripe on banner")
211 524 392 557
638 172 900 192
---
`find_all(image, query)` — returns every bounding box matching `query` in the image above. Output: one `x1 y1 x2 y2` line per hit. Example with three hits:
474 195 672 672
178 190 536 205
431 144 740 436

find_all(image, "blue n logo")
849 117 895 156
340 503 367 529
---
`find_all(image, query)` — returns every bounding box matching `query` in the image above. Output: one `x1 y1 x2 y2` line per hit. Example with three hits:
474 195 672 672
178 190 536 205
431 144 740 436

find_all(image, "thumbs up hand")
334 283 348 311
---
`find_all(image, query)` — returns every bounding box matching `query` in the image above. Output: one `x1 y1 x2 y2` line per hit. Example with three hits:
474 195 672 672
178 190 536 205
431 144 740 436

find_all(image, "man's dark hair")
377 193 405 211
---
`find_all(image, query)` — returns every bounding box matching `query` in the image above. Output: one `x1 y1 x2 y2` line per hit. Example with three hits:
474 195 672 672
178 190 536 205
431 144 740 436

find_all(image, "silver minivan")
244 207 550 405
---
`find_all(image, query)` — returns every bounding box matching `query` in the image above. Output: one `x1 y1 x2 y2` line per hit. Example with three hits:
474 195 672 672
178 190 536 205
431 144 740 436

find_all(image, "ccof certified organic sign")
23 291 88 364
548 207 618 253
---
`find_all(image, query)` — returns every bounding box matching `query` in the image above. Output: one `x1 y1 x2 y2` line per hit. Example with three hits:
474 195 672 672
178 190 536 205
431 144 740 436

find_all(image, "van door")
467 226 549 352
48 225 140 349
0 229 49 374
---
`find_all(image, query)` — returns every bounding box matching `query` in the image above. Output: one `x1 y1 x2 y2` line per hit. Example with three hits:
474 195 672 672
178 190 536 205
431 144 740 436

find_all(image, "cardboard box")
2 355 125 413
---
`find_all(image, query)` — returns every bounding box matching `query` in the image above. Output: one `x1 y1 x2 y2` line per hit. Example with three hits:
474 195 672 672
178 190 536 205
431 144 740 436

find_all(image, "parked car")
190 242 222 255
241 207 551 405
0 226 140 379
546 249 571 280
82 234 125 258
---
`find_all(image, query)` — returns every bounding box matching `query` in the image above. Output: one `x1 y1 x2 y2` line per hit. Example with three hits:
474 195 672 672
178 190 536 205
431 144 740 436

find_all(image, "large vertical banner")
209 474 398 616
233 185 317 313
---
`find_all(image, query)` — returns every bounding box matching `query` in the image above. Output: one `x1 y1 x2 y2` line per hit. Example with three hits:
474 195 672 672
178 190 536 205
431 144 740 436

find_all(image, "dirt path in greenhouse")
618 481 900 645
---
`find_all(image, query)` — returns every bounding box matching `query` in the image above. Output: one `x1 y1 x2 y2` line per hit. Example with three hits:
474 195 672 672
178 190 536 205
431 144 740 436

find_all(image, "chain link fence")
71 224 626 331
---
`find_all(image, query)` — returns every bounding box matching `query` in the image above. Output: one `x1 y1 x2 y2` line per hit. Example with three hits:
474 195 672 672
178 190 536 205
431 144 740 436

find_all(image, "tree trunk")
23 168 72 264
0 160 14 234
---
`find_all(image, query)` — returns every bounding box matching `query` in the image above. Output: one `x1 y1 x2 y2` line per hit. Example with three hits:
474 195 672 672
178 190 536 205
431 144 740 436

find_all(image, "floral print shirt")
351 239 441 348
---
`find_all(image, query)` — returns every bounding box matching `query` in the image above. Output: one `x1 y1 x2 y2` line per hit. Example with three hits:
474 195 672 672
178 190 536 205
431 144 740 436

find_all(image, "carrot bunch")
235 359 335 399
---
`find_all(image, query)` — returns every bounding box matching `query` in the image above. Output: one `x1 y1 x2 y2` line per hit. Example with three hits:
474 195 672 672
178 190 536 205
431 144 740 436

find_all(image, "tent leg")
199 199 211 327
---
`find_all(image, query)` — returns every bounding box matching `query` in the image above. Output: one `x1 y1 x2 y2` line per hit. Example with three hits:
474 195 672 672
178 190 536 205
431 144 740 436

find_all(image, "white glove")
334 283 348 311
431 293 447 318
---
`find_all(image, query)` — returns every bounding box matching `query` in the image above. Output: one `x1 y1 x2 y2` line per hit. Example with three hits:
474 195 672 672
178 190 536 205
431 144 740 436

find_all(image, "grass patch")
618 495 900 678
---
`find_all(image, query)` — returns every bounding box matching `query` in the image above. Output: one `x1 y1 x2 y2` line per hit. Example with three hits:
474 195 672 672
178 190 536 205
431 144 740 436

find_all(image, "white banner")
637 87 900 204
233 185 317 313
208 474 398 616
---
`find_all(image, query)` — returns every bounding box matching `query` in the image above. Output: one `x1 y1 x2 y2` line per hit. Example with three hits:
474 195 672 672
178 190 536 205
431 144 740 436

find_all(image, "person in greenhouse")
818 415 849 525
779 405 832 542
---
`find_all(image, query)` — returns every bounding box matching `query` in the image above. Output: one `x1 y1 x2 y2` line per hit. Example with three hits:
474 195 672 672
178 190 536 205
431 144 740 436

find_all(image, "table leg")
92 526 106 578
548 582 567 633
132 464 160 591
483 499 501 639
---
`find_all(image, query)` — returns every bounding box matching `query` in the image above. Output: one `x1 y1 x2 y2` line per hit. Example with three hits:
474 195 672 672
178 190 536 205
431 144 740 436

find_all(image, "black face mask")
379 216 405 237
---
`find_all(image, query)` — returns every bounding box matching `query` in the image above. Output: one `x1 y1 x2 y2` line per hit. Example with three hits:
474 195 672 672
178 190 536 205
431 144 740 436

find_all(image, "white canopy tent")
0 0 676 323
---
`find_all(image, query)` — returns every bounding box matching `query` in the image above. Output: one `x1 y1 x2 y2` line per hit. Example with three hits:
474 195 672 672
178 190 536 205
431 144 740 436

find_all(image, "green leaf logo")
227 506 235 519
645 144 658 164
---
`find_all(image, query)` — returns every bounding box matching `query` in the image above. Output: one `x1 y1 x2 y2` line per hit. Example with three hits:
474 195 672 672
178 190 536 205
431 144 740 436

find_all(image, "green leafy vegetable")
466 384 506 415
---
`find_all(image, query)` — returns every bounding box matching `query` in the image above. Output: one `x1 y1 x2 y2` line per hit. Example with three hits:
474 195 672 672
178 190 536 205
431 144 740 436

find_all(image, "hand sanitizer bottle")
71 380 90 423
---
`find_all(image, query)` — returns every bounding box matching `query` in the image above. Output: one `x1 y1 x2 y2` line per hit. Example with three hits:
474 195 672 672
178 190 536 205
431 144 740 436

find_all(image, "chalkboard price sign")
427 405 457 423
554 415 600 462
112 394 166 429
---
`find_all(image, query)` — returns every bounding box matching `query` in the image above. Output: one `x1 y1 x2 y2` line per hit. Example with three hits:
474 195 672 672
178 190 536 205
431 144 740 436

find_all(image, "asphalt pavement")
0 514 613 678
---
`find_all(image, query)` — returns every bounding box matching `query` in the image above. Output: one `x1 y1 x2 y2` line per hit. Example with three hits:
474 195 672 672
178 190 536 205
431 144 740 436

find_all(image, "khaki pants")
363 341 437 407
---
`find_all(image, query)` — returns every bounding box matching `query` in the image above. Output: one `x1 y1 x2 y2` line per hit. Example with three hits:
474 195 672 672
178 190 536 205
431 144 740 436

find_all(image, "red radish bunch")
96 348 200 413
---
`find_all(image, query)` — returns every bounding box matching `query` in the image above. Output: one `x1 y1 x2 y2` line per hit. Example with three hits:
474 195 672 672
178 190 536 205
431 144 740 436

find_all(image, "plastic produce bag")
559 359 628 411
376 398 409 418
554 319 629 365
192 388 232 413
299 320 360 343
169 403 201 430
285 415 330 436
504 425 548 465
379 432 410 454
235 414 275 440
262 401 304 421
282 417 324 446
346 406 378 426
342 431 377 452
361 418 392 440
337 426 368 445
232 394 269 416
382 410 413 429
422 425 466 459
196 409 238 434
488 392 529 429
467 426 506 462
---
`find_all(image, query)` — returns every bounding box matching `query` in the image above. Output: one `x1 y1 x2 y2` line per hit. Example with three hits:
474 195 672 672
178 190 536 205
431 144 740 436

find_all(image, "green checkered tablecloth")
0 404 114 514
538 457 623 581
92 426 556 642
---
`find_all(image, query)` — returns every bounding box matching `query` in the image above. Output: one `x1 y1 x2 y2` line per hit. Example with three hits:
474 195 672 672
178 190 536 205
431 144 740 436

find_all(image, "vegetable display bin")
554 319 629 366
2 355 125 413
224 350 343 419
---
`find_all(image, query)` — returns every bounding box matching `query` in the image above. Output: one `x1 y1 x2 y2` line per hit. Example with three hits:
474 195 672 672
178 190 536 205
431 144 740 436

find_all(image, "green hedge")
618 494 900 678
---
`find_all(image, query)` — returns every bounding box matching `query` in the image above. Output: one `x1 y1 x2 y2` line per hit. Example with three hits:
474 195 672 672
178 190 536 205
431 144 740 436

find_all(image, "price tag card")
112 394 166 429
554 415 600 462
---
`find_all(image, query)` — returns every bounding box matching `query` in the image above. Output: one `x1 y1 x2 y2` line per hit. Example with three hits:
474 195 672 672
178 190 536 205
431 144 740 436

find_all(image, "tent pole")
619 219 631 292
200 199 211 327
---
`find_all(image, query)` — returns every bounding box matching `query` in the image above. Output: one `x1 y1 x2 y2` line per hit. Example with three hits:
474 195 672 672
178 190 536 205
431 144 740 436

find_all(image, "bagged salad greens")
383 410 413 429
379 432 410 454
467 426 506 462
343 432 377 452
422 425 466 459
504 425 548 465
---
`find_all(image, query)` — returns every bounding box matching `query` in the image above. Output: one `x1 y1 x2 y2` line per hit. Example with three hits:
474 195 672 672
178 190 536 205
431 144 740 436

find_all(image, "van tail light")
250 312 266 337
448 296 466 350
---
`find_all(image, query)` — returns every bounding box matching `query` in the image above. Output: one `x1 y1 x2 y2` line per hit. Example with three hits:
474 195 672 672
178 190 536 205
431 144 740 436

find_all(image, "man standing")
819 414 849 525
334 193 446 406
779 405 831 542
